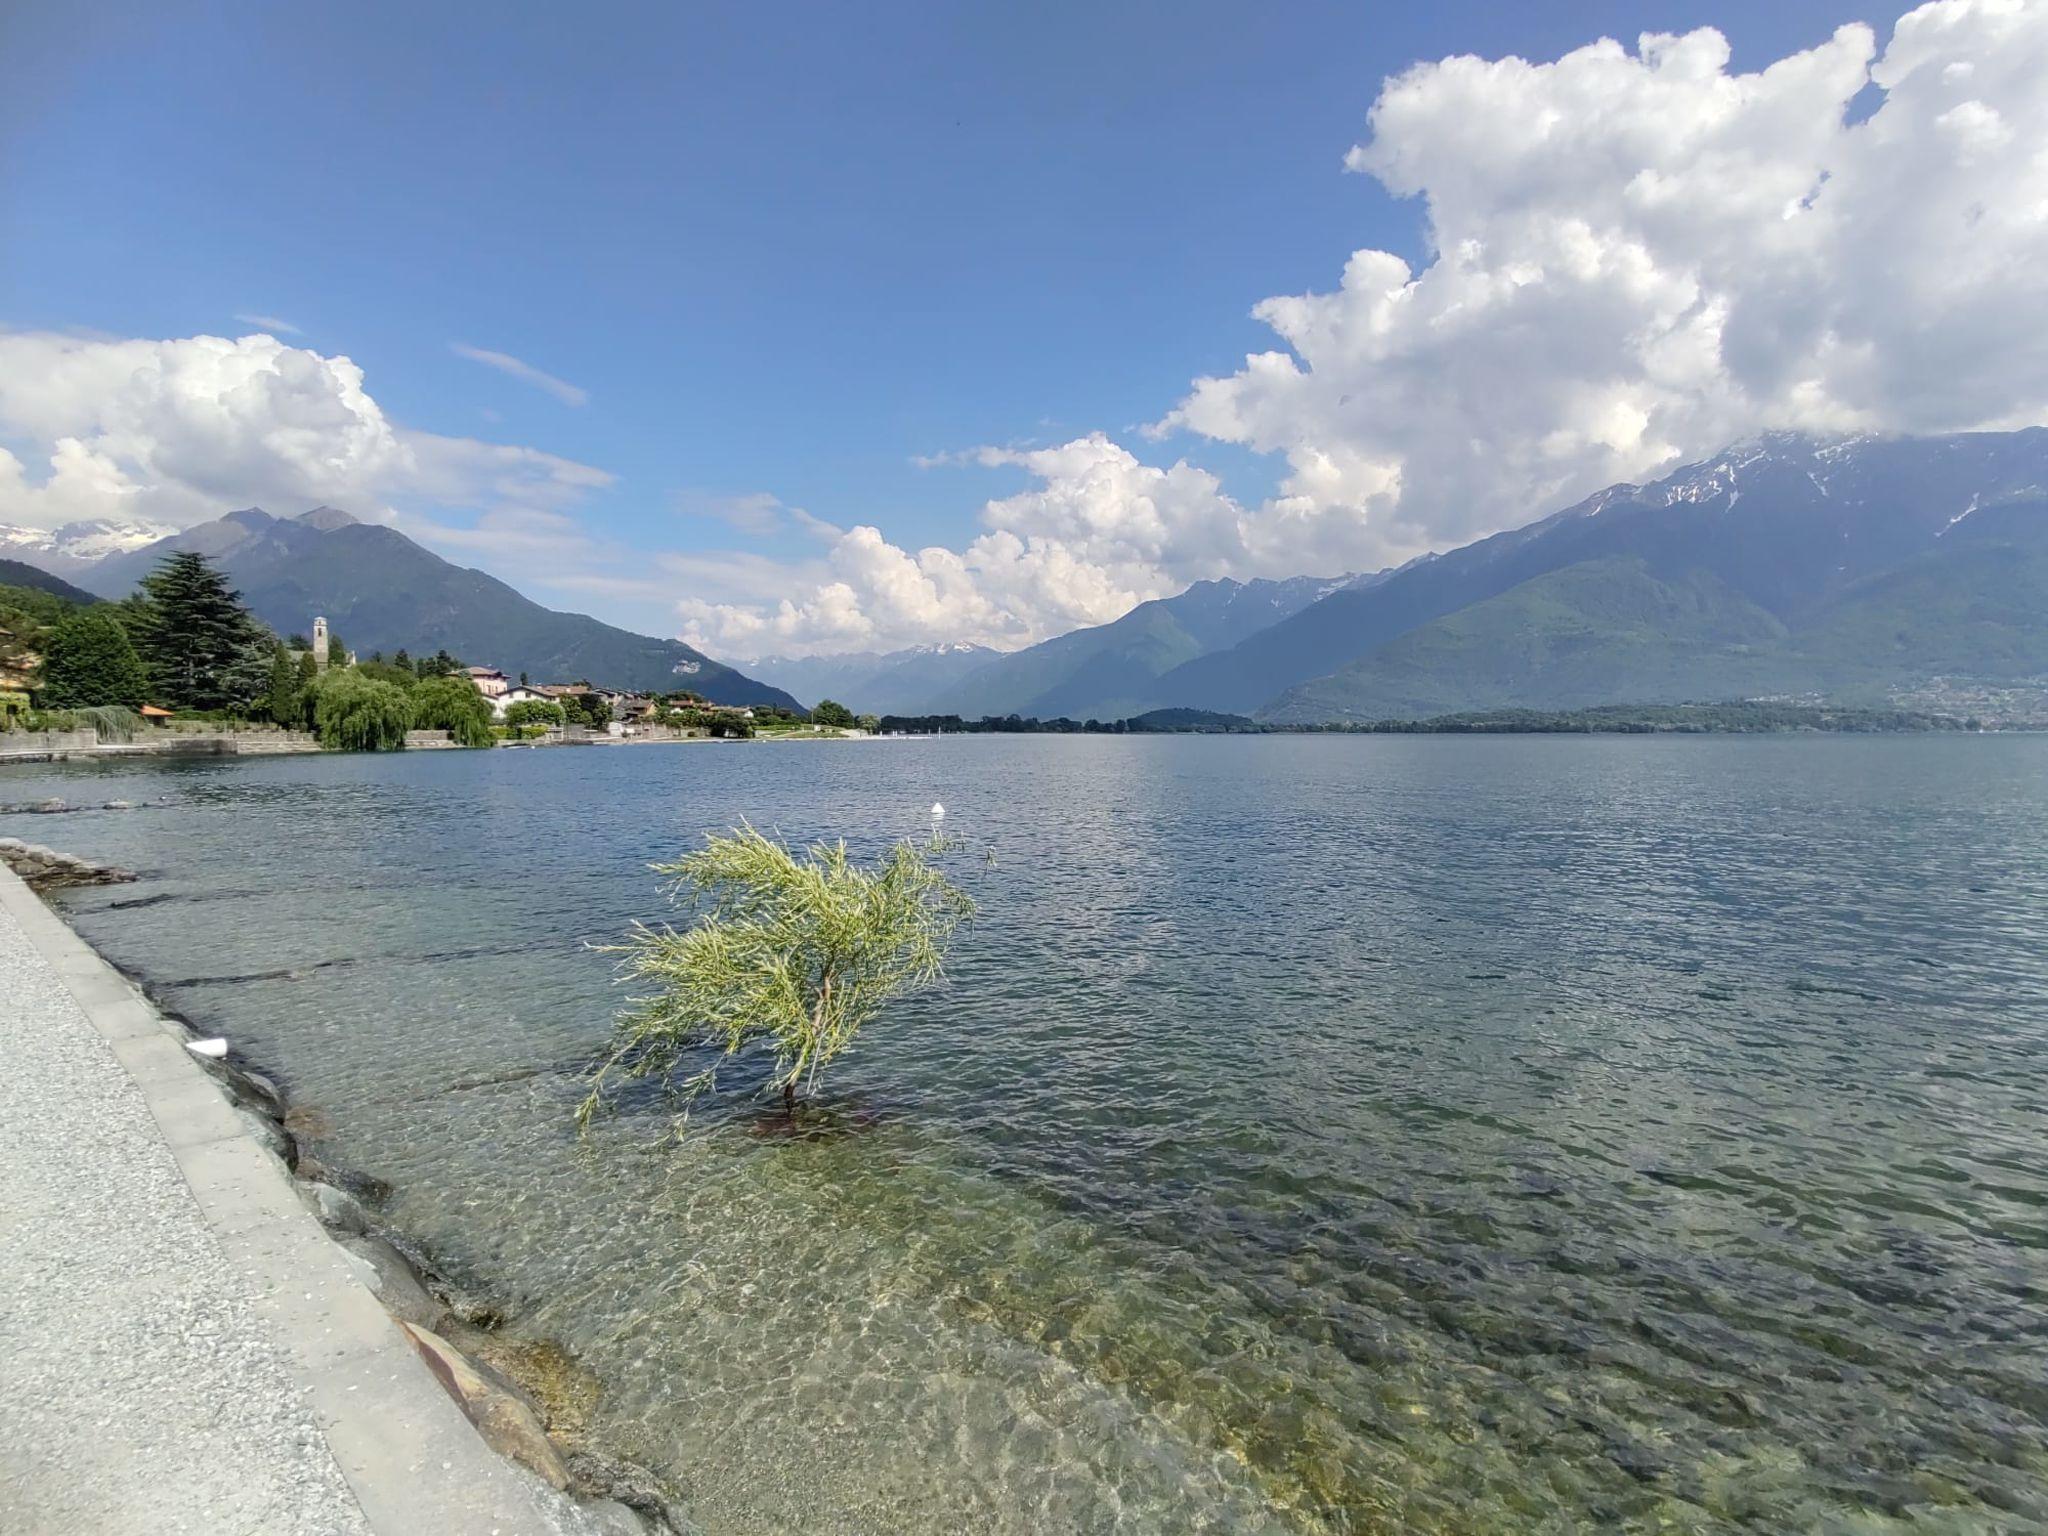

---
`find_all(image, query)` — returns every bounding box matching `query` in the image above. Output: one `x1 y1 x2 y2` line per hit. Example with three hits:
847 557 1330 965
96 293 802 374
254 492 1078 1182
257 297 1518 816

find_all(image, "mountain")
0 558 100 606
1264 559 1789 722
1160 429 2048 716
926 573 1357 721
1263 465 2048 723
84 507 801 708
0 518 177 581
746 643 1000 713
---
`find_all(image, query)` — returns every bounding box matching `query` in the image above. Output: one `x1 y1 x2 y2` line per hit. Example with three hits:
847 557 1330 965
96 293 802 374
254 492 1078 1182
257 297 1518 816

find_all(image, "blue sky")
5 0 2027 659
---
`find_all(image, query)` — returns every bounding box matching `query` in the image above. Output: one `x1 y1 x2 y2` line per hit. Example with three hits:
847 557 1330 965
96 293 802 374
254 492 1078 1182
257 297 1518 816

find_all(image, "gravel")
0 898 375 1536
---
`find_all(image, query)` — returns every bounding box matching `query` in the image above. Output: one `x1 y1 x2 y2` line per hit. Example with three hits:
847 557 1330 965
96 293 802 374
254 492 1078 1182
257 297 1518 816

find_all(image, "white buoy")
187 1038 228 1059
931 802 946 820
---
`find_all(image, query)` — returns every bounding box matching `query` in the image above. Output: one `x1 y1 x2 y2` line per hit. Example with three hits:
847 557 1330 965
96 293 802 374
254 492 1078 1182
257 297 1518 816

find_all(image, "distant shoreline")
874 702 2000 737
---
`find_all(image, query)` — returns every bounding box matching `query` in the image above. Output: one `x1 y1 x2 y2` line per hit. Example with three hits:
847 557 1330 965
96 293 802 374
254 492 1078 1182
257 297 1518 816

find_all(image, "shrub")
308 670 412 751
579 825 973 1128
504 699 566 729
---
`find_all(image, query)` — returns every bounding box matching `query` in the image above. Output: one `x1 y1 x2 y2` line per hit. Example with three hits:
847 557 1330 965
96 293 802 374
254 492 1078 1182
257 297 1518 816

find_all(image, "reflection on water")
9 735 2048 1532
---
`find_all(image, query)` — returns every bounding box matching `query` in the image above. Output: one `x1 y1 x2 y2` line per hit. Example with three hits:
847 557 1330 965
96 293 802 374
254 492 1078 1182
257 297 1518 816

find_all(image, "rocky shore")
2 850 695 1535
190 1033 697 1533
0 837 138 889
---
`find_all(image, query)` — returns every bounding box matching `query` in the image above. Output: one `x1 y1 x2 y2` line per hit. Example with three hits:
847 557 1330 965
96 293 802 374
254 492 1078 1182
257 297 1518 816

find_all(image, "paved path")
0 867 595 1535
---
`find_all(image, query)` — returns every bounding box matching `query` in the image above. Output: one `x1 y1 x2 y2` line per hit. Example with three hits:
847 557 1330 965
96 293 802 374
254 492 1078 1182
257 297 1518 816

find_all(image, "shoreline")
0 853 692 1535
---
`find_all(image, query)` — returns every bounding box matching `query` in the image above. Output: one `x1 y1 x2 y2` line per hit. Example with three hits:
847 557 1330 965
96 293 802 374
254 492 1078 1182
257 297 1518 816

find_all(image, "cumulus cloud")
687 0 2048 657
1162 0 2048 561
11 2 2046 665
678 435 1260 656
450 343 589 407
0 330 611 532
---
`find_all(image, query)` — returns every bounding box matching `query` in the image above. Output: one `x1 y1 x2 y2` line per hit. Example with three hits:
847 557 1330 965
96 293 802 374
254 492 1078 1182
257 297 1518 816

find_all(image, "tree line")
21 550 497 749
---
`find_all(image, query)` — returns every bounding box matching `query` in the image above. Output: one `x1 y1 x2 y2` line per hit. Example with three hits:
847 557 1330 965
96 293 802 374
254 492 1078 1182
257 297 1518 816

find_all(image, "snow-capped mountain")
0 518 178 580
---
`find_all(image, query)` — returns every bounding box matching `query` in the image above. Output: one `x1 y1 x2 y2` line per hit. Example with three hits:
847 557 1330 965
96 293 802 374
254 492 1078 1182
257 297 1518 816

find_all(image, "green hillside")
1777 531 2048 687
0 558 99 609
1263 524 2048 724
1264 560 1789 723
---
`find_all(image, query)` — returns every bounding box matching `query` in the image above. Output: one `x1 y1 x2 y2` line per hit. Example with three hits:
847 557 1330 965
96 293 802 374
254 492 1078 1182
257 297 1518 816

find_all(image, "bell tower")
313 616 330 672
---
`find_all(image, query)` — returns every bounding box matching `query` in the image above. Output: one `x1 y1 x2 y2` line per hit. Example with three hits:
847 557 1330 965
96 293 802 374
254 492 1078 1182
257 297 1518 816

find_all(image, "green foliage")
810 697 856 728
308 669 412 751
408 673 495 746
856 713 880 734
580 825 974 1128
504 698 565 729
36 607 149 708
130 551 273 712
0 581 86 629
260 644 304 726
355 659 420 690
562 690 612 729
76 704 140 743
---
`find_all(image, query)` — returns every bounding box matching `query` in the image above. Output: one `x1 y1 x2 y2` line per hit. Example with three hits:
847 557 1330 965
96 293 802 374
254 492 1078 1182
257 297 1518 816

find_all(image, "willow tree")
579 825 973 1127
407 672 495 746
308 669 411 750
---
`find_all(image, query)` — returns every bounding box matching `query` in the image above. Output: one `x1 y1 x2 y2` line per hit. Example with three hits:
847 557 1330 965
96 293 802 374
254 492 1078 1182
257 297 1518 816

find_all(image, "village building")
464 666 510 700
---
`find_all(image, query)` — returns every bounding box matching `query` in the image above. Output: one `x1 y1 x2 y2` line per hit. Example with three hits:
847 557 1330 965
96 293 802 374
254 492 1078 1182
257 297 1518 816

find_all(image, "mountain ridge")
1162 429 2048 716
84 509 801 708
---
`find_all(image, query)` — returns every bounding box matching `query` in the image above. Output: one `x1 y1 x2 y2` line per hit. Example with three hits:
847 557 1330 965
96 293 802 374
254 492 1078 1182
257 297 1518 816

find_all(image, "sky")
3 0 2043 660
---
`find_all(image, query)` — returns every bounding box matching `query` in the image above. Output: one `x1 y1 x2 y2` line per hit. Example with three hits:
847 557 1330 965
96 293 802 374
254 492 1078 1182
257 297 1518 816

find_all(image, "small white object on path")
186 1037 228 1058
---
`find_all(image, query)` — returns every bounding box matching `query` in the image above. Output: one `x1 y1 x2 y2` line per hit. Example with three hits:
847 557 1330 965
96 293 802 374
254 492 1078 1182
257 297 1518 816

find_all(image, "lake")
6 735 2047 1532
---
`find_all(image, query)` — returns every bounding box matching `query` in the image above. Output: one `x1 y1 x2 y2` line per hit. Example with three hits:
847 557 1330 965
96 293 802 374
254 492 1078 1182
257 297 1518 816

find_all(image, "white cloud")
1162 0 2048 562
450 343 589 407
11 1 2046 667
689 0 2048 657
233 312 302 336
675 490 791 537
678 435 1256 657
0 330 611 532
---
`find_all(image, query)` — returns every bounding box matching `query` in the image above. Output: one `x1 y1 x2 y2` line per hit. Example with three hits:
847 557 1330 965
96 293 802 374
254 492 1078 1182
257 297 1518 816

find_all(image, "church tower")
313 616 330 673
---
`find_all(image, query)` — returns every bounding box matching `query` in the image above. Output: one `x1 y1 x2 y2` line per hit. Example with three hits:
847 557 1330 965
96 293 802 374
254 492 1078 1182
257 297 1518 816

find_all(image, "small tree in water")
579 824 973 1128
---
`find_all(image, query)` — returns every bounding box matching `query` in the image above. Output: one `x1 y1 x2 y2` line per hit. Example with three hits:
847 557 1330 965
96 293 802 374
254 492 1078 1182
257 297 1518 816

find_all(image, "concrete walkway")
0 866 592 1534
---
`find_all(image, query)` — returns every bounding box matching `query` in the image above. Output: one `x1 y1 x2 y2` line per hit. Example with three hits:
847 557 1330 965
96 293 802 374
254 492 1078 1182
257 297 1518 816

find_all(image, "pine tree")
38 608 150 708
130 552 275 712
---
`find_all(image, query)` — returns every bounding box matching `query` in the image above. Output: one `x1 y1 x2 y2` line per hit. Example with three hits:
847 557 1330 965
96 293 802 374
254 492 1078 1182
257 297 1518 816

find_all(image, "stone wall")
1 728 322 760
0 730 101 758
234 731 321 755
403 730 459 750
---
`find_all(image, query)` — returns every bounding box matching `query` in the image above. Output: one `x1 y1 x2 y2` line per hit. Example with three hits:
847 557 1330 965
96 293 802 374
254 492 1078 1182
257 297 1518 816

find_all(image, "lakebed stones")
0 838 138 888
400 1322 572 1490
300 1179 372 1236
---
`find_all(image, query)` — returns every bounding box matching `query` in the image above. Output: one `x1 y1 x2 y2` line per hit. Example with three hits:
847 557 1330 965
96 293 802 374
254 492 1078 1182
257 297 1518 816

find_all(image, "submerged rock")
300 1180 371 1236
335 1234 447 1330
399 1322 570 1489
566 1450 697 1534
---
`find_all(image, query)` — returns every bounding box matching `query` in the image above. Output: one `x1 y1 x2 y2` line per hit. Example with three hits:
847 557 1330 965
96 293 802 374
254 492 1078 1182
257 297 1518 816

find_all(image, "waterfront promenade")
0 866 595 1535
